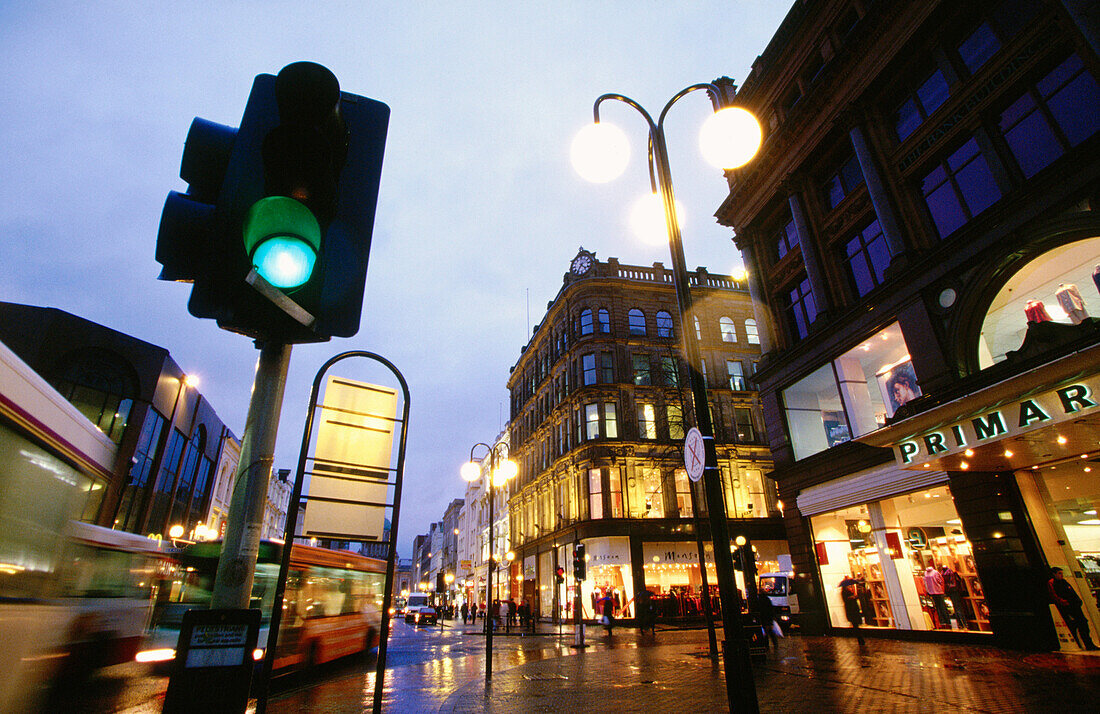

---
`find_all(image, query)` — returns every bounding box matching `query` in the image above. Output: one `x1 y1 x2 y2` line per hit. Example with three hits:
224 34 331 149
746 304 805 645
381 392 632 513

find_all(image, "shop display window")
783 364 849 460
978 238 1100 367
640 467 665 518
810 486 990 633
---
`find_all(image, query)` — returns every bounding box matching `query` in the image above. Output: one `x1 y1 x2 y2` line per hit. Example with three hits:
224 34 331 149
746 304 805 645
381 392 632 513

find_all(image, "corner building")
717 0 1100 650
507 250 785 622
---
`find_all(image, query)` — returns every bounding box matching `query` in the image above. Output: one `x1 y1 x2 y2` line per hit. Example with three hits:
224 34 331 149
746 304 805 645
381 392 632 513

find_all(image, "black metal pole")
486 450 495 682
591 86 759 712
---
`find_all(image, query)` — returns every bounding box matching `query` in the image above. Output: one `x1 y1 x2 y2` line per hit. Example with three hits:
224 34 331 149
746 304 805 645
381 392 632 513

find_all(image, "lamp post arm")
655 83 718 132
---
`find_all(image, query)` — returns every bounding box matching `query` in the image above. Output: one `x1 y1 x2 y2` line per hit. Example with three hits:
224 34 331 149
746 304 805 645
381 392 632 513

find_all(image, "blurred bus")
0 339 164 712
139 540 385 672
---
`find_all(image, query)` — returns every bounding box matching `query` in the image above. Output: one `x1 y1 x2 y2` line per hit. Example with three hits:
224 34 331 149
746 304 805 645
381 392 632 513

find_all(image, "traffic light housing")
555 567 565 584
572 544 586 581
157 62 389 343
436 572 446 593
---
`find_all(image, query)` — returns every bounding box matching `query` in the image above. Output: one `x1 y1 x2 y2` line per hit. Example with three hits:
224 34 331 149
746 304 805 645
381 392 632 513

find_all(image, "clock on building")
571 251 594 275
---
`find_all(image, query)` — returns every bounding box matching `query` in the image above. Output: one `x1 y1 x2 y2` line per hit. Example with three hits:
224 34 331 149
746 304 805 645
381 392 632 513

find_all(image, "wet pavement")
266 618 1100 713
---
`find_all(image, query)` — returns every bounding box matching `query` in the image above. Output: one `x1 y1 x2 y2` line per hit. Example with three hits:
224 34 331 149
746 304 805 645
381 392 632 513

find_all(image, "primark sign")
894 375 1098 465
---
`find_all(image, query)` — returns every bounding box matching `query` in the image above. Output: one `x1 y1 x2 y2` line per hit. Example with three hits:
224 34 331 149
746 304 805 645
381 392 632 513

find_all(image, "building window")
720 316 737 342
845 218 892 297
674 468 693 517
784 277 818 340
745 319 760 345
117 411 165 531
632 354 652 385
604 402 619 438
921 137 1002 239
656 311 674 338
694 316 702 341
667 405 685 440
609 469 624 518
727 360 746 391
585 403 599 440
598 308 611 333
957 22 1000 75
582 353 597 386
580 309 594 335
783 364 849 460
640 468 664 518
893 68 950 142
637 403 657 439
998 54 1100 179
588 468 603 520
734 407 756 442
661 357 680 388
600 351 615 383
628 308 647 336
776 209 799 260
955 0 1039 77
822 153 864 211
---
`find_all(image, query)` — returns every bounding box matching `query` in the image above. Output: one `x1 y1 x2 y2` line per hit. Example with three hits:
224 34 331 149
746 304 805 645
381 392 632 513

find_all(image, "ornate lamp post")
572 80 763 713
461 442 517 682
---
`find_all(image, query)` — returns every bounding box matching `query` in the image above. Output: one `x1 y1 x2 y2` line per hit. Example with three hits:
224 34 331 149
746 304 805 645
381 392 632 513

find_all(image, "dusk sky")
0 1 794 555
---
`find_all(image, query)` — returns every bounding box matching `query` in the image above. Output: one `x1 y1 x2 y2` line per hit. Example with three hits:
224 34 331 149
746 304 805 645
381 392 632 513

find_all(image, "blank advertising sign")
302 375 396 540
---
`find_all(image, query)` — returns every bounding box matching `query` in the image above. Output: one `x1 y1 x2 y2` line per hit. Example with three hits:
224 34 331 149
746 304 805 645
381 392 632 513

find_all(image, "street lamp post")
573 81 762 714
461 442 517 683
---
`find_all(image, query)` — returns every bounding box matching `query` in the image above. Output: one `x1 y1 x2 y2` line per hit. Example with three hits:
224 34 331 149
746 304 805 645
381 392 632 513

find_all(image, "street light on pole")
461 442 517 683
572 80 763 714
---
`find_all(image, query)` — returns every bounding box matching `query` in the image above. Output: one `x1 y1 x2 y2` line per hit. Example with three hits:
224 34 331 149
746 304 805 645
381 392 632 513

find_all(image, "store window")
783 364 849 460
977 238 1100 367
640 467 664 518
810 486 990 634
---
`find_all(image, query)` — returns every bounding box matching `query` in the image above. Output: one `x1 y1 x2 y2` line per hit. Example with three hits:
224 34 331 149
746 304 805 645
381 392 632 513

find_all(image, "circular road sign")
684 427 705 482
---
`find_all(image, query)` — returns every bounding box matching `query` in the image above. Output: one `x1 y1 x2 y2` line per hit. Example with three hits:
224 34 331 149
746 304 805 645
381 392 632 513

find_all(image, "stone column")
788 192 833 316
849 124 907 258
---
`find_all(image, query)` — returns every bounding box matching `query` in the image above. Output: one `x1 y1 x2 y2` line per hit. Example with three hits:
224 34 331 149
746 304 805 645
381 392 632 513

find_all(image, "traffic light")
572 544 586 581
555 567 565 584
157 62 389 343
436 572 446 593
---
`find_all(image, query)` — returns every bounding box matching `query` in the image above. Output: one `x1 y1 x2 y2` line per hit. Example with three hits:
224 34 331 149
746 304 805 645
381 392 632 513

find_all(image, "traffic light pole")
212 341 292 610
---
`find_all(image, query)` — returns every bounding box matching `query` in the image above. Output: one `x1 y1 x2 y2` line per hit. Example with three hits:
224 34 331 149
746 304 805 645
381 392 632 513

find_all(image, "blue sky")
0 1 794 554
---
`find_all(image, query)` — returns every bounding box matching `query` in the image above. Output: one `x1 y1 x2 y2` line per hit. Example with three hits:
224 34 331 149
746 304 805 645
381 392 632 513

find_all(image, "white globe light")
571 122 630 183
699 107 762 169
461 461 480 482
492 458 518 486
630 193 686 246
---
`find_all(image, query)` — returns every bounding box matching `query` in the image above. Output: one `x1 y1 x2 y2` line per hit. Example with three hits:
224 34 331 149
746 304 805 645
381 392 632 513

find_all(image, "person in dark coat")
1049 567 1098 650
460 601 469 624
756 591 780 650
598 592 616 636
636 589 658 635
840 577 864 644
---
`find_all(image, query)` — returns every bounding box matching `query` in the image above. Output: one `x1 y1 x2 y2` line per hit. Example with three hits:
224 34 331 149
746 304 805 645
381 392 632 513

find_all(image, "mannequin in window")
1054 283 1088 324
1024 299 1052 323
924 566 950 629
1093 265 1100 295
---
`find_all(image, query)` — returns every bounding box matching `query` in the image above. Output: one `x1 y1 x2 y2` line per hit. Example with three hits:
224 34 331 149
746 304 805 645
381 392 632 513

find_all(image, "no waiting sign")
684 427 705 482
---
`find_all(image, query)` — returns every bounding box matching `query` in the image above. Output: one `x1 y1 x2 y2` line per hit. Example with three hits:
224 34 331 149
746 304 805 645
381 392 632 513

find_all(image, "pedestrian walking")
502 599 511 632
598 591 616 637
1048 566 1098 650
460 601 469 625
636 589 657 635
756 590 781 651
508 598 518 629
491 599 501 631
840 577 864 644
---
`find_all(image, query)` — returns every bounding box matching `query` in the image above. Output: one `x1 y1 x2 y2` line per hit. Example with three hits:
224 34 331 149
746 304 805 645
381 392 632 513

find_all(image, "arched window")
720 316 737 342
745 319 760 345
580 308 594 335
656 311 674 338
628 309 647 336
598 308 611 333
694 316 702 340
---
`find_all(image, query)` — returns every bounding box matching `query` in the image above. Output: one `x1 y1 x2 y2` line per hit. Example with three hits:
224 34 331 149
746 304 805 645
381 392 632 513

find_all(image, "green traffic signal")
243 195 320 288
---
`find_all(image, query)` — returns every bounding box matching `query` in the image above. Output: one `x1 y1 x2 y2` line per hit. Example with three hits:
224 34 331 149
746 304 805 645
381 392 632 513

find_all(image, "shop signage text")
894 377 1097 465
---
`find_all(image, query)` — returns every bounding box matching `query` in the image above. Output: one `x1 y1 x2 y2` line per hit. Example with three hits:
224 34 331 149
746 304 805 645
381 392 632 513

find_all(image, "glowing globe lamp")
243 196 321 289
699 106 763 170
571 121 630 183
